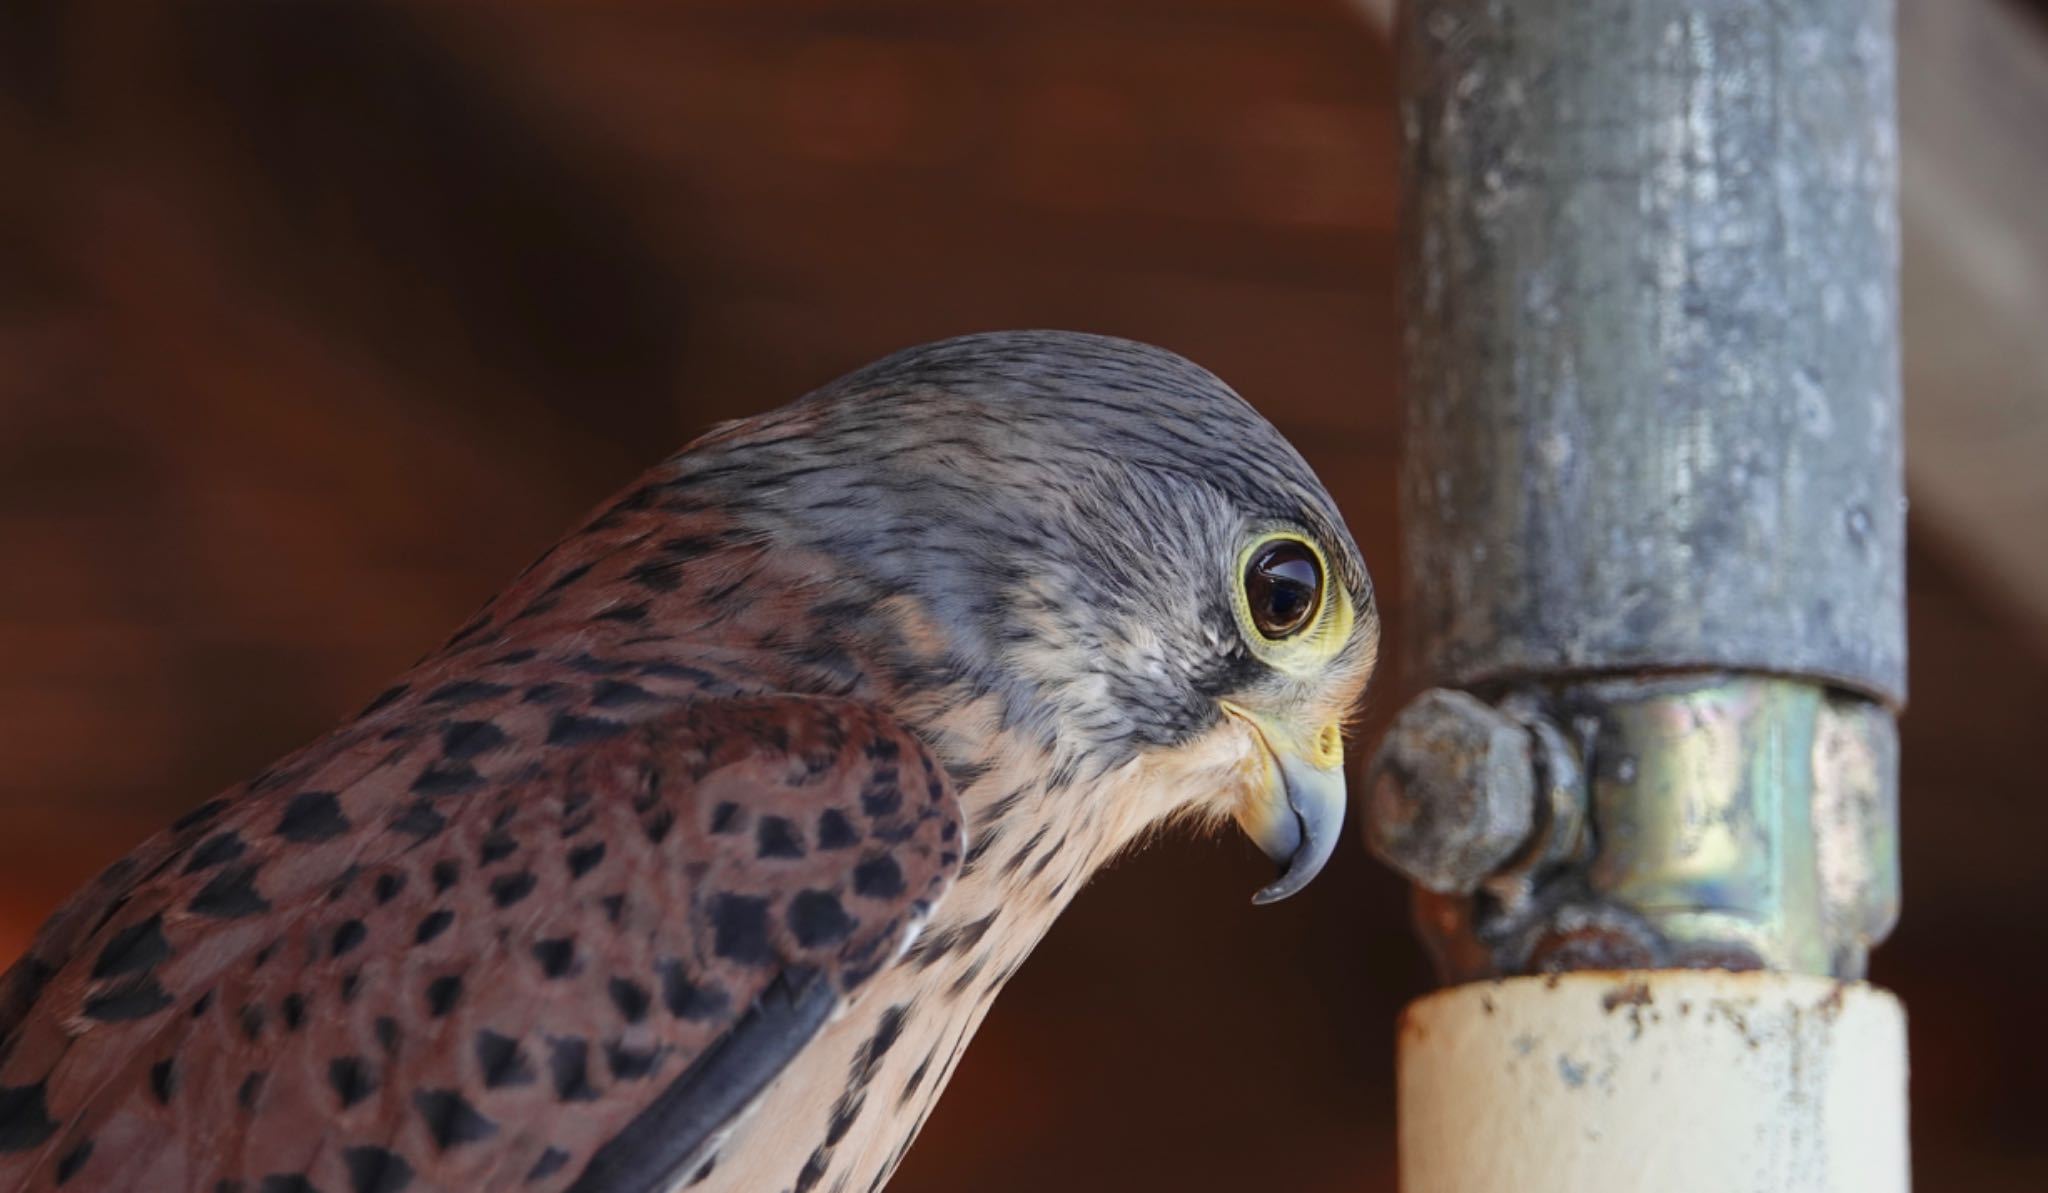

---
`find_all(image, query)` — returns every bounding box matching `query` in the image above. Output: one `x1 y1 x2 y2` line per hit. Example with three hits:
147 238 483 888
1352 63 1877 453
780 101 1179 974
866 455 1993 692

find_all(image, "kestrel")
0 331 1378 1193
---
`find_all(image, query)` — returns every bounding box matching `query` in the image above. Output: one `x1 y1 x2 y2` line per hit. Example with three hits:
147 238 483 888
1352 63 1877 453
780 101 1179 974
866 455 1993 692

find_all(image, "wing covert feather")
0 696 962 1193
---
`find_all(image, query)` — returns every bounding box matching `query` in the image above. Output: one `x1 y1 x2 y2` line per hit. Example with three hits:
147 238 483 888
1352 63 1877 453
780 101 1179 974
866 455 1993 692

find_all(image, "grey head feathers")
663 329 1372 764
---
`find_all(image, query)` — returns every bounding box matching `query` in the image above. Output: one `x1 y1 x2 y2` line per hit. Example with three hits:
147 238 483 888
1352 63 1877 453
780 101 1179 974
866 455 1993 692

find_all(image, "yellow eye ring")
1232 533 1355 676
1236 533 1330 640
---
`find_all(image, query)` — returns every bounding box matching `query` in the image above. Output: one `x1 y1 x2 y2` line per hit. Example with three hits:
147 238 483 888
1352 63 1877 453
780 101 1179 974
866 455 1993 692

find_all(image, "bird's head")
681 330 1378 902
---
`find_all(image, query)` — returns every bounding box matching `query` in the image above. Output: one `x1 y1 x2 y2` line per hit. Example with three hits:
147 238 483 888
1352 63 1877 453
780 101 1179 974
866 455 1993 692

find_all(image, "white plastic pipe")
1397 972 1909 1192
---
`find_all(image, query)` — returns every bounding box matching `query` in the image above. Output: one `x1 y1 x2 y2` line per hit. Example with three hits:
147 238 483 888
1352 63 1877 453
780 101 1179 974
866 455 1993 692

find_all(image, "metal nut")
1363 688 1537 894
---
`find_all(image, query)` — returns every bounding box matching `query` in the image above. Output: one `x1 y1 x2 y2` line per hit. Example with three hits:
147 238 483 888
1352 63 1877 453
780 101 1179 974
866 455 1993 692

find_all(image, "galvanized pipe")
1369 0 1910 1186
1399 0 1905 706
1373 0 1905 980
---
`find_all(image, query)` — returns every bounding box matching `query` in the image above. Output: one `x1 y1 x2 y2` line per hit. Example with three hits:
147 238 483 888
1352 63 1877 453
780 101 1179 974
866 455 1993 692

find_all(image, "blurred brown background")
1 1 2043 1189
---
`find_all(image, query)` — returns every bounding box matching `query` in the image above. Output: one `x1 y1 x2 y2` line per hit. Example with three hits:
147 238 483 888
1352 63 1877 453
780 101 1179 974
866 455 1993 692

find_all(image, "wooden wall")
0 2 2040 1187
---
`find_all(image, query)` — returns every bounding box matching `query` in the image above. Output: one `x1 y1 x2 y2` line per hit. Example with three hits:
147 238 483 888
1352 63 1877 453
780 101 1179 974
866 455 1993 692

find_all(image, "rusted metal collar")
1364 674 1899 982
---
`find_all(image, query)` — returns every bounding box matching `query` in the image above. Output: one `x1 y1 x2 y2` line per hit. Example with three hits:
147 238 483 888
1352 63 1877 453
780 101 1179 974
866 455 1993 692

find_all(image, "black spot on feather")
527 1148 571 1182
490 871 537 907
756 816 805 859
390 801 448 840
55 1139 93 1184
277 791 349 843
567 842 606 879
172 799 229 833
440 721 508 759
344 1145 415 1193
414 1089 499 1148
817 809 858 850
0 1081 56 1152
183 831 247 873
329 1057 376 1108
591 679 654 708
190 865 270 918
416 910 453 944
149 1058 178 1104
425 975 463 1018
411 763 483 797
331 920 367 958
476 1030 535 1089
360 685 410 716
710 895 770 964
423 680 511 708
533 938 577 979
853 856 905 899
659 961 729 1021
547 1038 597 1102
547 712 627 746
90 914 171 980
789 891 856 947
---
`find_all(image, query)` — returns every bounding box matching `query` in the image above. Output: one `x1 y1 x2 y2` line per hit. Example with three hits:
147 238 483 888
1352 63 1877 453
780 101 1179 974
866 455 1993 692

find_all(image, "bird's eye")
1244 539 1323 640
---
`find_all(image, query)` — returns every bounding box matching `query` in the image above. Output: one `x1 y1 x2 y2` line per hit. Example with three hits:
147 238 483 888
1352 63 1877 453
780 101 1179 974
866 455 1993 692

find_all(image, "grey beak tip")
1250 861 1315 905
1248 755 1347 906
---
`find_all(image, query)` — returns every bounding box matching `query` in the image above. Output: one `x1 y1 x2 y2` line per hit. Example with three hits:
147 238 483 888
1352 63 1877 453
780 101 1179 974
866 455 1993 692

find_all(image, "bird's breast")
681 910 1037 1193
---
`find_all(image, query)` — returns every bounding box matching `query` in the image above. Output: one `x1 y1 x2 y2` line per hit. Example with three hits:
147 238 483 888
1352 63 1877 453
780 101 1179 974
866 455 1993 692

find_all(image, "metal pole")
1365 1 1909 1187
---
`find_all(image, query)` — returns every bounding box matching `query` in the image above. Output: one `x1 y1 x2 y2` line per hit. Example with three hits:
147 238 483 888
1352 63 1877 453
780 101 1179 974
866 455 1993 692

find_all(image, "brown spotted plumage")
0 331 1378 1193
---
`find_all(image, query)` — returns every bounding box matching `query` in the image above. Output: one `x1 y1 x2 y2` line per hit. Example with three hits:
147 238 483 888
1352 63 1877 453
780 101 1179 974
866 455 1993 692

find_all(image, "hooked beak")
1222 704 1348 905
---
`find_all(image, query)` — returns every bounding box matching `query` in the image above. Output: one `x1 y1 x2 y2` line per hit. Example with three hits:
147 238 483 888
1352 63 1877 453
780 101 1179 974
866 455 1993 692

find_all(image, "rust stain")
1602 978 1655 1040
1601 980 1653 1013
1817 980 1850 1022
1398 1006 1430 1046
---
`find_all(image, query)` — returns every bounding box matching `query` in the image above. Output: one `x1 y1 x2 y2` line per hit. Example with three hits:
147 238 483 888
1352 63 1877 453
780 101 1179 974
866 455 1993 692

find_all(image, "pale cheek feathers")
1115 720 1268 843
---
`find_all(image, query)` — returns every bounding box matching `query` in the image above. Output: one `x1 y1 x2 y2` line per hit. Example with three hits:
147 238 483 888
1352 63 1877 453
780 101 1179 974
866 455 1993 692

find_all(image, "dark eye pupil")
1246 541 1323 639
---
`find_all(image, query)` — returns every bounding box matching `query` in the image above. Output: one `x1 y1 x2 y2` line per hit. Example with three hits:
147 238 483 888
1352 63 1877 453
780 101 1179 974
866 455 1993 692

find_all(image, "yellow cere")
1310 721 1344 770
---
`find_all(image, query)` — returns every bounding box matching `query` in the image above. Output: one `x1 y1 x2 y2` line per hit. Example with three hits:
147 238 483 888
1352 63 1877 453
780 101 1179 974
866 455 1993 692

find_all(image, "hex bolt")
1363 688 1538 894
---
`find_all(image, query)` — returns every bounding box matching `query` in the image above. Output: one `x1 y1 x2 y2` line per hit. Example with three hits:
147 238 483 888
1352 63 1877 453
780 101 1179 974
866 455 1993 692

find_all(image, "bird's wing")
0 695 962 1193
